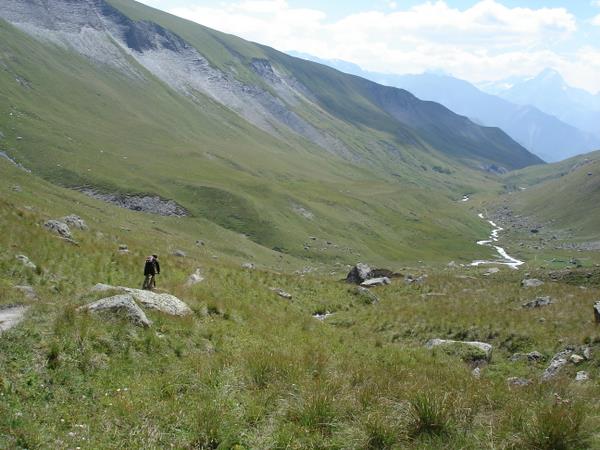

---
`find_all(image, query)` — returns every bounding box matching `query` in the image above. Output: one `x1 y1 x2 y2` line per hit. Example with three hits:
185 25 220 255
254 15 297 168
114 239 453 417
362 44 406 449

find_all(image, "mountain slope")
289 53 599 162
500 69 600 137
0 0 541 265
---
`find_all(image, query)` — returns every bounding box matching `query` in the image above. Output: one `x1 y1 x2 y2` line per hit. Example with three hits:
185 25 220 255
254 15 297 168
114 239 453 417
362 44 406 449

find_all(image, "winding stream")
470 213 524 270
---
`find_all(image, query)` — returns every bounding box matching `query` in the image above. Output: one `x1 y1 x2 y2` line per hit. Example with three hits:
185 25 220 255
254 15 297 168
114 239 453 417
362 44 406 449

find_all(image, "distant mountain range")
290 52 600 162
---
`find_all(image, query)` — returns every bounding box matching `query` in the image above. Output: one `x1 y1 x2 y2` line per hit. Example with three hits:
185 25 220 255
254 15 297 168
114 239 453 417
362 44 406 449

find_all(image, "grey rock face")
521 278 544 288
270 287 292 300
425 339 493 361
44 220 72 238
15 254 36 270
62 214 87 230
361 277 391 287
78 294 152 327
346 263 372 284
522 296 553 308
185 268 204 287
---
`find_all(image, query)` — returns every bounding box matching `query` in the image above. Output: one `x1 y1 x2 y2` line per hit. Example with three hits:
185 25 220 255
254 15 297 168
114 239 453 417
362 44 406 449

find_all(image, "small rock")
346 263 372 284
312 311 334 321
241 262 255 270
14 285 37 300
195 240 205 247
570 354 584 365
269 287 292 300
425 339 493 362
522 279 544 288
62 215 87 230
594 301 600 324
447 261 457 268
484 267 500 276
507 377 532 387
583 347 592 360
575 371 589 382
15 254 36 270
118 244 128 253
510 351 544 362
173 250 186 257
360 277 390 287
185 268 204 287
78 294 152 327
542 349 573 380
44 220 72 239
522 296 553 309
12 185 21 192
472 367 481 379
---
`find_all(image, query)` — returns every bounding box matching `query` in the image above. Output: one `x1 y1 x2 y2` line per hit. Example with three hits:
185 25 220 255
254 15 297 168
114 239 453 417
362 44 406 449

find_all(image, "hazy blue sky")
137 1 600 93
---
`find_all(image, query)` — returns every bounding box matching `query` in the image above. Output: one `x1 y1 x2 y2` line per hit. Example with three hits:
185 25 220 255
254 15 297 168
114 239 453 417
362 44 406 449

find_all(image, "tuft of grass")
408 392 453 437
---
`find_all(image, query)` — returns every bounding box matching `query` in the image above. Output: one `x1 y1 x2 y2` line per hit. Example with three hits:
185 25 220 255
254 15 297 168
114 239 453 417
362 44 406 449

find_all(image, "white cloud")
592 14 600 26
162 0 600 93
592 1 600 7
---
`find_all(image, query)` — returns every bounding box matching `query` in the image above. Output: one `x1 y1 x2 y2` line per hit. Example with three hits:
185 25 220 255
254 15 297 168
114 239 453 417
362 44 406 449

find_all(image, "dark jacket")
144 258 160 276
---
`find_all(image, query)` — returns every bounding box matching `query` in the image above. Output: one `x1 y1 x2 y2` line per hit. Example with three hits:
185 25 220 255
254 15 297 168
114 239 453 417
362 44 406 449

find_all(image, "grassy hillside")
1 160 600 449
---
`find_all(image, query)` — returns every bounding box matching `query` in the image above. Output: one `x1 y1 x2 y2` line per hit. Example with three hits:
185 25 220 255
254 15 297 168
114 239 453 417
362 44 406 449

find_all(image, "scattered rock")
14 285 37 300
542 349 573 381
185 268 204 287
353 286 379 304
15 254 36 270
118 244 128 253
472 367 481 379
507 377 532 387
195 240 205 247
484 267 500 276
269 287 292 300
44 220 72 239
405 274 427 284
173 249 186 257
241 262 255 270
575 371 589 382
313 311 334 321
62 214 87 230
521 278 544 288
361 277 390 287
522 296 553 309
447 261 457 268
425 339 493 362
0 305 29 333
78 294 152 327
346 263 372 284
12 185 21 192
583 347 592 360
570 354 584 365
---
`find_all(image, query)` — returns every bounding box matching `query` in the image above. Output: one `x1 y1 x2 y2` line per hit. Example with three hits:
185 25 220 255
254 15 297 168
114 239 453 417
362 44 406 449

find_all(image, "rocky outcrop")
79 189 188 216
425 339 493 362
44 220 72 238
78 294 152 327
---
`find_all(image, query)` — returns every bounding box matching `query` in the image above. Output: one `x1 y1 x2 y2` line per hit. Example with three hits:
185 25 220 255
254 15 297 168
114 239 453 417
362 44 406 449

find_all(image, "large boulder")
426 339 493 362
346 263 372 284
44 220 72 239
89 284 192 316
78 294 152 327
